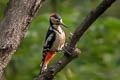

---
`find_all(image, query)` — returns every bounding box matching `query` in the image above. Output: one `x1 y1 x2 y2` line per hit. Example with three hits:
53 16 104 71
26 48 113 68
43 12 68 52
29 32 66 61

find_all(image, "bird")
40 13 67 73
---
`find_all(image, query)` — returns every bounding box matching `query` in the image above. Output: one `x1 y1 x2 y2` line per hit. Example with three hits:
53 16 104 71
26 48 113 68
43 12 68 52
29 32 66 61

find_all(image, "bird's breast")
50 29 65 51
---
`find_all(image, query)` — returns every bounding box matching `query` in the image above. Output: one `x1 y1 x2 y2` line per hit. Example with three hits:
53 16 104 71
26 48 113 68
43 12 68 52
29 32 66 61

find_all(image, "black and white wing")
42 29 56 56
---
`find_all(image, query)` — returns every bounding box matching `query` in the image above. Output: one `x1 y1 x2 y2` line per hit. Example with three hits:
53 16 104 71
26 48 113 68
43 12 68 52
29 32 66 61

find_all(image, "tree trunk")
0 0 44 79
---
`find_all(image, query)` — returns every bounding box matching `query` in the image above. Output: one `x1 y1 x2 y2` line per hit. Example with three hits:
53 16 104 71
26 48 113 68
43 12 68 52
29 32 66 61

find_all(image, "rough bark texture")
35 0 116 80
0 0 44 79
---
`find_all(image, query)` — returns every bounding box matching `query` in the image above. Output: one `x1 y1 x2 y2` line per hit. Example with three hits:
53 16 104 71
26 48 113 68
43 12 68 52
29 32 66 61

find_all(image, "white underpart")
59 43 64 50
58 26 63 33
47 25 65 51
58 26 64 50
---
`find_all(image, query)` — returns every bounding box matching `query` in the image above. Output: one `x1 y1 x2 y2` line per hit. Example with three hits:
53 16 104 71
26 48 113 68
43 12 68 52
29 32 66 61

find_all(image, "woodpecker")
40 13 67 73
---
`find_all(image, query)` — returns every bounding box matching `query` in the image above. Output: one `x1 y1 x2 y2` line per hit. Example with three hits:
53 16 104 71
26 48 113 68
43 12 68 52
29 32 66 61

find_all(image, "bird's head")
50 13 67 28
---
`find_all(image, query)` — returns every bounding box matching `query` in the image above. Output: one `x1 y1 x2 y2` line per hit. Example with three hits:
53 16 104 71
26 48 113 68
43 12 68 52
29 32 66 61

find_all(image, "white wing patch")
44 33 54 47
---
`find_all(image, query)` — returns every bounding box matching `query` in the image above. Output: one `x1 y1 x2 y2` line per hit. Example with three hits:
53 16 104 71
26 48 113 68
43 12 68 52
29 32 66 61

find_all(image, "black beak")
60 22 68 28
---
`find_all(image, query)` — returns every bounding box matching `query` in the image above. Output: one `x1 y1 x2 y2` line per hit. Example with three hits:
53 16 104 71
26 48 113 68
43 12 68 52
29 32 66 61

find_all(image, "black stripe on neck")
50 26 61 34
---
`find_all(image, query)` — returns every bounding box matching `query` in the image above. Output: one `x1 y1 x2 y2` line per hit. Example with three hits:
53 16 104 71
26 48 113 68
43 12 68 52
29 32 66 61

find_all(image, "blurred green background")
0 0 120 80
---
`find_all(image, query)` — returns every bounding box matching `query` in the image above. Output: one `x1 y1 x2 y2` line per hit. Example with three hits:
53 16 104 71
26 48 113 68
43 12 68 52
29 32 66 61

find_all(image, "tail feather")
40 51 56 74
40 58 47 74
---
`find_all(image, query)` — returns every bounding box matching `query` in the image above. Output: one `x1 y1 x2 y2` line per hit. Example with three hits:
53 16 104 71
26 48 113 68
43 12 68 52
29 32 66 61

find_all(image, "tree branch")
0 0 44 79
35 0 116 80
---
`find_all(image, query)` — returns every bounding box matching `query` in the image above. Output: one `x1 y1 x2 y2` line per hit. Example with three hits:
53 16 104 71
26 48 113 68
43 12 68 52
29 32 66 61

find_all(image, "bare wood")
35 0 116 80
0 0 44 79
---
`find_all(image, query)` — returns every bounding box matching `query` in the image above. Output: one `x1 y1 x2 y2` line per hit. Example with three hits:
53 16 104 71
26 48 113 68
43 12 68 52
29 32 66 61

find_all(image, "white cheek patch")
50 17 56 23
50 17 55 20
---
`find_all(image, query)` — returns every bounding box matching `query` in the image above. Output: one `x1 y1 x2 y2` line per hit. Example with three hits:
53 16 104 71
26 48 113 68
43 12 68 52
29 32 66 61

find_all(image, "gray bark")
0 0 44 79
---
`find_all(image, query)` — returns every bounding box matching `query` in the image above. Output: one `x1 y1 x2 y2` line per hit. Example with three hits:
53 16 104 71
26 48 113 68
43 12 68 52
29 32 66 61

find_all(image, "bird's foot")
63 43 74 56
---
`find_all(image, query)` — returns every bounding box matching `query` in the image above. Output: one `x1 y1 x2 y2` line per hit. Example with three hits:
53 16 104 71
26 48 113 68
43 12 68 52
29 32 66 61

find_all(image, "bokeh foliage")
0 0 120 80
